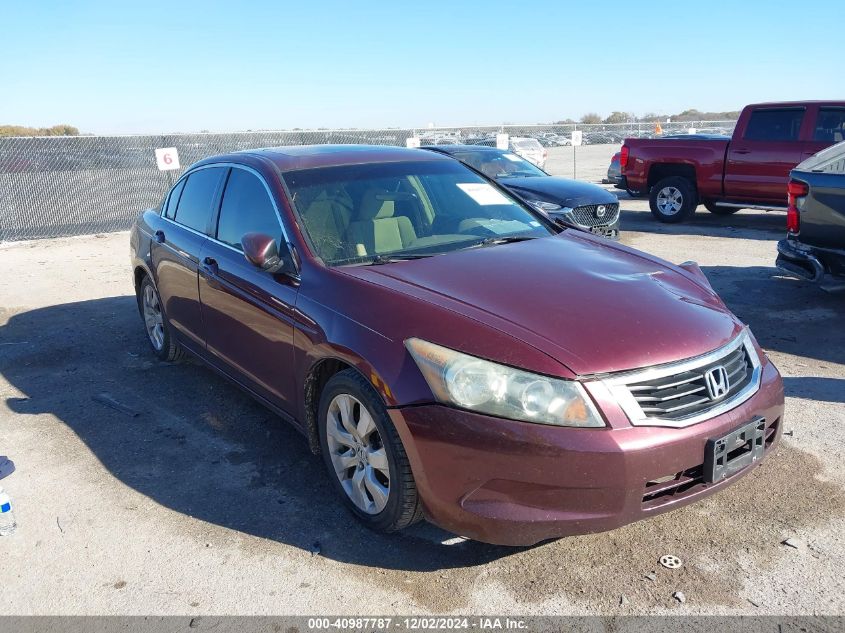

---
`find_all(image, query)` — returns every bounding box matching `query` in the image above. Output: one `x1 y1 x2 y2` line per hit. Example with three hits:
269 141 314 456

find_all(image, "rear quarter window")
744 108 804 141
162 179 186 219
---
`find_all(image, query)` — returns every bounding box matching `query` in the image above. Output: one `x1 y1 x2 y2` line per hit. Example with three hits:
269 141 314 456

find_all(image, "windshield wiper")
473 235 539 248
367 253 433 265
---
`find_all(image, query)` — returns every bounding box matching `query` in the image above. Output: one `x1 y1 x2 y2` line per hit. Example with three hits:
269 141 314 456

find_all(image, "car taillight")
786 179 808 234
620 145 630 171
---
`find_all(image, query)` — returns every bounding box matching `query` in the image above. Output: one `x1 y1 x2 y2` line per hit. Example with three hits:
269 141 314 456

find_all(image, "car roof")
746 100 845 109
192 144 452 172
423 145 509 155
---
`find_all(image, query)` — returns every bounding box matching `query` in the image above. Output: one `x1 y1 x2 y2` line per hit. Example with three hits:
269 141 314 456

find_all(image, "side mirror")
241 232 294 274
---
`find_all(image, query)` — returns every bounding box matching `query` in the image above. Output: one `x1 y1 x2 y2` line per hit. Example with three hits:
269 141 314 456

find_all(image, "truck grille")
601 331 762 428
570 203 619 227
627 345 753 420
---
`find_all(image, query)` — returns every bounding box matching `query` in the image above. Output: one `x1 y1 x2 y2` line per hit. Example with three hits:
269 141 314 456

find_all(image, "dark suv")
777 140 845 283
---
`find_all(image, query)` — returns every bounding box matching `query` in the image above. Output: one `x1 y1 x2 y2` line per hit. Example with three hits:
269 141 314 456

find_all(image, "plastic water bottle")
0 487 16 536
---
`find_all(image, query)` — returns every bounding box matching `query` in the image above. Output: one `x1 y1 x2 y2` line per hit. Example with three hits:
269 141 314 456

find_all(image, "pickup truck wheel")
649 177 697 223
704 201 740 215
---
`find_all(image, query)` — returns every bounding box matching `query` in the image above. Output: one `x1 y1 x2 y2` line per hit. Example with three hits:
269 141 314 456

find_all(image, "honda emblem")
704 366 730 400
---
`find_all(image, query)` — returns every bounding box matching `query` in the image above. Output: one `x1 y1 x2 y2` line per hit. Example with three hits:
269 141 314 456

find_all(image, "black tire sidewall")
649 177 697 223
317 370 408 532
705 202 740 215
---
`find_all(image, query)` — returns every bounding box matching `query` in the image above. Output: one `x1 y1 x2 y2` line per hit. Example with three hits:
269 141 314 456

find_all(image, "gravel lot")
0 150 843 617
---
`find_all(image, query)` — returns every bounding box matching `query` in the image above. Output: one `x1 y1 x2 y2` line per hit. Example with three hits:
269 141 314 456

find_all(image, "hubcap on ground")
325 393 390 514
656 186 684 215
142 284 164 351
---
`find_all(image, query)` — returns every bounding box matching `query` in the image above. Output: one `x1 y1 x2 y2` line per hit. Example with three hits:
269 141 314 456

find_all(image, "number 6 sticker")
155 147 180 171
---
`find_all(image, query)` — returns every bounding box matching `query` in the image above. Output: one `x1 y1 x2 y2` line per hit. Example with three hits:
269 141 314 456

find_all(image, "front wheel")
318 369 422 533
649 176 697 223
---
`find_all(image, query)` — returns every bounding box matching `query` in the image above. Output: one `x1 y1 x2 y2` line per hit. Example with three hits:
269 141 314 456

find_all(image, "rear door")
800 105 845 161
197 165 299 415
724 107 806 203
151 166 226 349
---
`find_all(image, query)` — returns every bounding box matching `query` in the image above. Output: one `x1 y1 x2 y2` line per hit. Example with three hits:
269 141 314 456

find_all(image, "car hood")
498 176 618 208
340 233 742 376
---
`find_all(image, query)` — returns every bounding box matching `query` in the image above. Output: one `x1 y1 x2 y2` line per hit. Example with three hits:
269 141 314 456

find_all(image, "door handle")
201 256 218 275
154 230 165 244
734 149 751 155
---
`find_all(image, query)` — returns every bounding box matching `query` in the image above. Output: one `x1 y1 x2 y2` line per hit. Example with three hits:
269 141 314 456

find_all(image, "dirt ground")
1 173 844 616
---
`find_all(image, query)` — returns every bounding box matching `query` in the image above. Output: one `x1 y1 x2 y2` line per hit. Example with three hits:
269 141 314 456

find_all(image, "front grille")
570 203 619 227
627 343 753 421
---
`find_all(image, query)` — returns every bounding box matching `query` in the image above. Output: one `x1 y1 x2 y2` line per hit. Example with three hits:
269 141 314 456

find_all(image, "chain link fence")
0 121 735 242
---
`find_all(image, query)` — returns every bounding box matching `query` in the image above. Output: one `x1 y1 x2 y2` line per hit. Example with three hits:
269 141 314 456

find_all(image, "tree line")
0 124 80 137
556 109 741 125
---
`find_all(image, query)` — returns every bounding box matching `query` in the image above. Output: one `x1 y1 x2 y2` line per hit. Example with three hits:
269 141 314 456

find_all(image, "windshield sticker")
456 183 511 205
503 153 522 162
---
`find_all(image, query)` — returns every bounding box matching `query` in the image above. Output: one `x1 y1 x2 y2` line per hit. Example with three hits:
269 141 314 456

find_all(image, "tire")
318 368 422 533
649 176 697 223
137 275 184 362
704 201 740 215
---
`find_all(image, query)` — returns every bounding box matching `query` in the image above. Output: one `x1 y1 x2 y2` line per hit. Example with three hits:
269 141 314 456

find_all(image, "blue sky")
1 0 841 134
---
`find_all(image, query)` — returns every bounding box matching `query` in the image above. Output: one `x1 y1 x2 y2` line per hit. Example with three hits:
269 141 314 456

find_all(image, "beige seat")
300 188 353 261
346 189 418 256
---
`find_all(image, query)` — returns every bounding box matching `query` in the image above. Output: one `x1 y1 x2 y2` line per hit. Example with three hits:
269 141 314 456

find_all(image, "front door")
197 166 299 415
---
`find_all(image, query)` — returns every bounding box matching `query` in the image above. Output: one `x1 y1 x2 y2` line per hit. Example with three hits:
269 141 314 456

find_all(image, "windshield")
283 160 554 266
451 150 547 179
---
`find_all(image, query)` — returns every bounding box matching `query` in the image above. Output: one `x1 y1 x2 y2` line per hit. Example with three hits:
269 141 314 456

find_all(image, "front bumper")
389 356 784 546
777 237 845 281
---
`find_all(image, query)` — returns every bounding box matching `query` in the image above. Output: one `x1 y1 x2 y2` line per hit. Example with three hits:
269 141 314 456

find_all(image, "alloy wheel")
325 393 390 514
142 283 165 351
656 186 684 215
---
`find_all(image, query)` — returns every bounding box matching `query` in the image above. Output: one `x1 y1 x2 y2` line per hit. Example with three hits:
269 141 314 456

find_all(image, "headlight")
526 199 562 212
405 338 604 428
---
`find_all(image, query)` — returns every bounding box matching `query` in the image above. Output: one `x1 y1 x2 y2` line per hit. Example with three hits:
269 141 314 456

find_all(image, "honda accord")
130 145 784 546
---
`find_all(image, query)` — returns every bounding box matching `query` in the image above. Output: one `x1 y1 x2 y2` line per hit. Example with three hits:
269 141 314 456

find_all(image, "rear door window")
173 167 226 234
813 107 845 142
744 108 805 141
216 168 283 250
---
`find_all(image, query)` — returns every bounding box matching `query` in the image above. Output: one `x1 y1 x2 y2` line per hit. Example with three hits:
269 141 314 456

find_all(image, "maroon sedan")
130 145 784 546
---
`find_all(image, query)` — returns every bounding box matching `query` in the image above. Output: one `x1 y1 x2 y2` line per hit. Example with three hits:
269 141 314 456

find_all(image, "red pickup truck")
621 101 845 222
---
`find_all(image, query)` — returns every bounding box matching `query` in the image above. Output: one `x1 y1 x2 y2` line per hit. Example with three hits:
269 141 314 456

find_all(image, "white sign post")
496 133 509 150
570 131 583 179
405 137 421 148
155 147 181 171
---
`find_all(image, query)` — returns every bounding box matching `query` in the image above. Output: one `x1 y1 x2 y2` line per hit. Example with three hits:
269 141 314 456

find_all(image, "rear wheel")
318 369 422 533
137 275 184 362
704 201 740 215
649 177 697 223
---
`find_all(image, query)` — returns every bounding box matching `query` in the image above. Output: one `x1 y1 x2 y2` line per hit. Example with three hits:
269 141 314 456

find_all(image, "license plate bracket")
704 417 766 484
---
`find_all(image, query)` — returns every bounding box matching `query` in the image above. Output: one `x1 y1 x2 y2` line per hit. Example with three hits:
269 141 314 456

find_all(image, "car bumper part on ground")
777 238 845 282
389 357 784 546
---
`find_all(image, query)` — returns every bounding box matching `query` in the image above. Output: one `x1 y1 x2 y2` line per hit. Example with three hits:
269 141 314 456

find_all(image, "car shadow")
699 264 845 366
616 197 786 241
782 377 845 404
0 297 522 571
